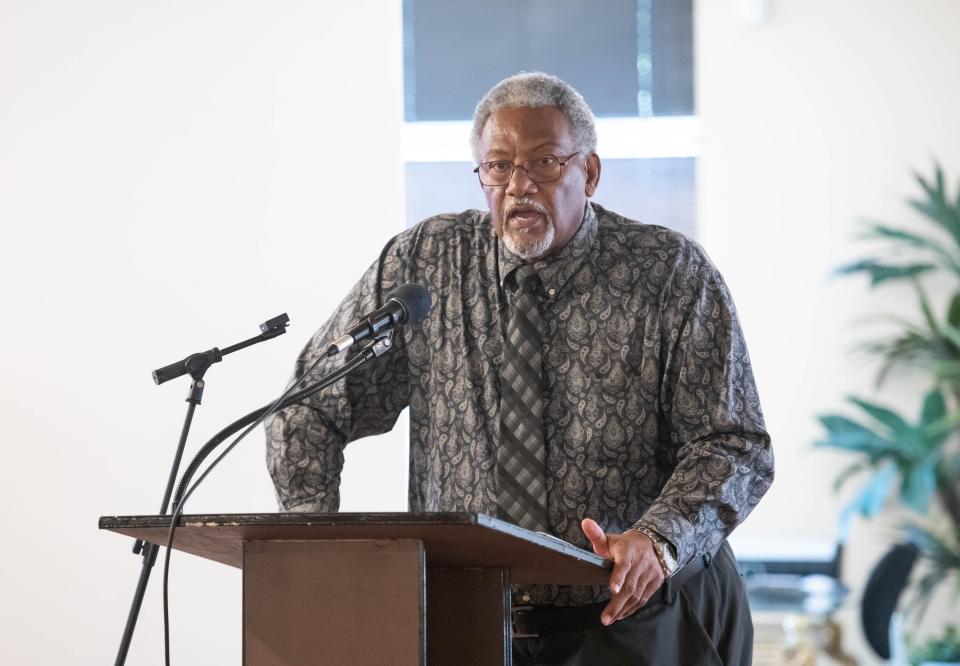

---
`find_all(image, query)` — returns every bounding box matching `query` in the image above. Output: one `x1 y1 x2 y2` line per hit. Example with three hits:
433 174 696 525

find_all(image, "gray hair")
470 72 597 163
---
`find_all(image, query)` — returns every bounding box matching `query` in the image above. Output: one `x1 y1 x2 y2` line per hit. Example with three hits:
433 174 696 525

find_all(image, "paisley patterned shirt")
266 202 774 606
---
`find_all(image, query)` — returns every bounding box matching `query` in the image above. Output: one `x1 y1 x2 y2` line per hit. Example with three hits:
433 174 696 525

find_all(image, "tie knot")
512 264 541 294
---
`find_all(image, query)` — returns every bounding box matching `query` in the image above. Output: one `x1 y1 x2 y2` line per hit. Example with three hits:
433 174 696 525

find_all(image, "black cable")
161 346 333 664
161 341 384 665
171 350 364 510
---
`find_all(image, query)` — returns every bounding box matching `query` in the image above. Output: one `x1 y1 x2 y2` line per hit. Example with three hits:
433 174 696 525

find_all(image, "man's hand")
581 517 665 625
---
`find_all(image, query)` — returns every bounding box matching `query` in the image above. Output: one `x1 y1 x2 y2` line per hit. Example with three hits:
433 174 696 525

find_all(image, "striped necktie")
497 264 548 532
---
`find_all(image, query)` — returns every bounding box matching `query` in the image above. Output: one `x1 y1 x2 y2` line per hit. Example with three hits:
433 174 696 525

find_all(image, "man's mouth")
506 204 547 230
510 210 543 226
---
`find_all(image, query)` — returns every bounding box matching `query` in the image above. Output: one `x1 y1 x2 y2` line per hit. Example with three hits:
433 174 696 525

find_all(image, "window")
403 0 697 237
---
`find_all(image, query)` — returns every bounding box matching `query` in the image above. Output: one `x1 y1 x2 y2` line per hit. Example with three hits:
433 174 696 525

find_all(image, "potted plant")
816 164 960 653
910 625 960 666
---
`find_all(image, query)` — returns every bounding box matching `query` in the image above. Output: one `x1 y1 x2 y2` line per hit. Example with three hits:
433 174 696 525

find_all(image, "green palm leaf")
834 259 936 286
919 389 951 447
858 222 960 276
901 460 938 511
912 165 960 250
848 396 912 438
816 414 891 459
817 389 951 514
947 291 960 327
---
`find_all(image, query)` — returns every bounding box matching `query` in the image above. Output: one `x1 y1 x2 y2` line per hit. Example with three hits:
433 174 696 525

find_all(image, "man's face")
478 106 600 260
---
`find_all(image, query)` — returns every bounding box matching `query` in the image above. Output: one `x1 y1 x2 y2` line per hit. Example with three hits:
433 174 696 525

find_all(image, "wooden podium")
100 512 611 665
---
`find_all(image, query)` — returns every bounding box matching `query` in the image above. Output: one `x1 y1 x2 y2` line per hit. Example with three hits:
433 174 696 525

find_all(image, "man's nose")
505 165 538 197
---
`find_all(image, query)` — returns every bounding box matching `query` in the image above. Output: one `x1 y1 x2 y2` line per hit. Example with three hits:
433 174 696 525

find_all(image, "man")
267 72 773 664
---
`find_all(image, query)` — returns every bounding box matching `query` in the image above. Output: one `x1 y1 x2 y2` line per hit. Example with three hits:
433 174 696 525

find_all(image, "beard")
501 198 555 260
504 223 554 259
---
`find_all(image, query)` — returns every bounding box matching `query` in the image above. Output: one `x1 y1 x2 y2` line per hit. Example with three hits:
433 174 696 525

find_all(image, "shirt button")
548 288 556 297
521 593 531 602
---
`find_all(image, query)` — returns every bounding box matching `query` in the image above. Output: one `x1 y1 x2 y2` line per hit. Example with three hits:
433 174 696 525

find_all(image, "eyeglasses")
473 153 580 187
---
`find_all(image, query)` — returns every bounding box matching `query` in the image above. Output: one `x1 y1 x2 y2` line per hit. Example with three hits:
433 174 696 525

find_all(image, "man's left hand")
581 517 665 625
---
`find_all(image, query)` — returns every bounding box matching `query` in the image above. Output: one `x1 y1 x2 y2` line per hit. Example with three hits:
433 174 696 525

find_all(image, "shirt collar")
498 202 598 299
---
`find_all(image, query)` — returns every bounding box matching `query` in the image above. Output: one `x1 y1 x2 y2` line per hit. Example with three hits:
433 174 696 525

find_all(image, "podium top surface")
99 512 612 586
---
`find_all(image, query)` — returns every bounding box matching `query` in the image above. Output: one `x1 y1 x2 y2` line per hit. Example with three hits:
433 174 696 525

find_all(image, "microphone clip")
370 330 394 358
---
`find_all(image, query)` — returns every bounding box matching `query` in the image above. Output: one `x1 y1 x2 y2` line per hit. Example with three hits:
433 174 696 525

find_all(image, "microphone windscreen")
390 283 432 325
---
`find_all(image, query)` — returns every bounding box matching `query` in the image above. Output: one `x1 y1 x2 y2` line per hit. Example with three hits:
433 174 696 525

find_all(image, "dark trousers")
512 542 753 665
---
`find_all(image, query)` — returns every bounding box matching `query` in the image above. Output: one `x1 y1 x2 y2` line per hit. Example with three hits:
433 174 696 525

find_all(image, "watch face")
661 546 678 573
654 541 678 574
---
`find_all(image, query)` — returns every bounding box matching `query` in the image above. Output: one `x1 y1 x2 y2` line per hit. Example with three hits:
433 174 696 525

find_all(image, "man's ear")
584 153 601 197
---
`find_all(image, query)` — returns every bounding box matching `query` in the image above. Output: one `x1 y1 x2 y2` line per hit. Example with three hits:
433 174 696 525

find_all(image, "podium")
100 512 611 665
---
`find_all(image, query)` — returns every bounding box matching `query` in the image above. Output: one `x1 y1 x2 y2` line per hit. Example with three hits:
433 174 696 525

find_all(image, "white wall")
697 0 960 661
0 2 407 663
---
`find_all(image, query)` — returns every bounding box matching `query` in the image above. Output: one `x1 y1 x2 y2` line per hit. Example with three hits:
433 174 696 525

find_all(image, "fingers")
582 521 668 626
580 518 610 558
612 570 662 622
599 532 666 625
616 598 644 622
607 552 634 596
601 556 644 623
603 568 663 624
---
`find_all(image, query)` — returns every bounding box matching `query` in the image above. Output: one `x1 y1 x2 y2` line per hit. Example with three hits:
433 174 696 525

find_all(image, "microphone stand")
114 314 289 666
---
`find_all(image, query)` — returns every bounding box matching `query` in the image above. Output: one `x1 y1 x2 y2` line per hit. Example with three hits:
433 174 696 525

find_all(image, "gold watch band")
629 525 679 577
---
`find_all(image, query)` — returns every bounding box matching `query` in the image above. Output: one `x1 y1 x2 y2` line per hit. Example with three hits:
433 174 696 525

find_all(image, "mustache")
505 197 549 218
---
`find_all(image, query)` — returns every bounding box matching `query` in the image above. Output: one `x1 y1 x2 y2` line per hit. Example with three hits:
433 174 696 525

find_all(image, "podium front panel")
244 539 426 666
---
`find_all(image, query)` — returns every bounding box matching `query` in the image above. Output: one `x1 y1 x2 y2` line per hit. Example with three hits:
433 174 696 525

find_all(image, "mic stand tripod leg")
115 377 206 666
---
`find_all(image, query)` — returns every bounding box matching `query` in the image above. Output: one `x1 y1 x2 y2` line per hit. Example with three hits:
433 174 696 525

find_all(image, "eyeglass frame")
472 152 581 187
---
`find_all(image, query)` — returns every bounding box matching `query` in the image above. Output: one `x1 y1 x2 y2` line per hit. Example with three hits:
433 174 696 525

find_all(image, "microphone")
327 283 431 356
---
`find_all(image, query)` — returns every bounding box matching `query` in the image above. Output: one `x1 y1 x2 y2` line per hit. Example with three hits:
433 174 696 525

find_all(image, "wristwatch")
630 525 678 577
